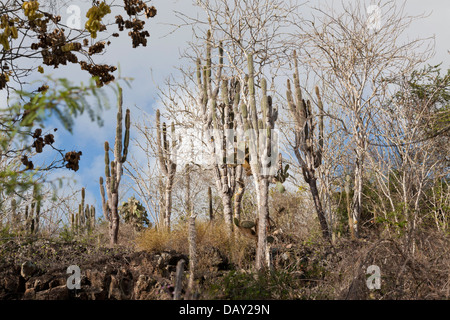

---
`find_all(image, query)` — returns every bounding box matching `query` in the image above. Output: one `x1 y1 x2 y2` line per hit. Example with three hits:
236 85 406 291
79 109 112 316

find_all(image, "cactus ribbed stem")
247 53 258 132
156 108 177 232
286 51 330 241
99 85 130 246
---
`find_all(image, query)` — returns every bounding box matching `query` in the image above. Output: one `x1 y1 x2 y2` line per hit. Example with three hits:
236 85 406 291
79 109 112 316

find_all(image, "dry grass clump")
136 224 187 253
87 219 143 250
136 220 256 271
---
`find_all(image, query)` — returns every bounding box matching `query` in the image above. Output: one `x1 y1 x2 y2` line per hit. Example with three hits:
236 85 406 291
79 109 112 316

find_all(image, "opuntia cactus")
239 52 279 270
273 153 289 193
119 196 150 231
196 32 245 235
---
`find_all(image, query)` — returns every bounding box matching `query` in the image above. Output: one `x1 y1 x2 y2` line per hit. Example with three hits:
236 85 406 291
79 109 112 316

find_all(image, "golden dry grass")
136 220 257 270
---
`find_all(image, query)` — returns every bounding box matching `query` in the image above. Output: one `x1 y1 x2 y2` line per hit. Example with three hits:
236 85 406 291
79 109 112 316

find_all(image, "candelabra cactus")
99 86 130 246
196 31 245 235
286 50 331 240
156 109 177 232
234 52 279 270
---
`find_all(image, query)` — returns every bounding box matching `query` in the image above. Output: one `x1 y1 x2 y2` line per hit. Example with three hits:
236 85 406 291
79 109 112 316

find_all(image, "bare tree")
368 68 449 252
290 0 433 238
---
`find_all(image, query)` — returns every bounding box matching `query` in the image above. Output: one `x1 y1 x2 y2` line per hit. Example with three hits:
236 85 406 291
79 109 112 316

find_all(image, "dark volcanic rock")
0 240 188 300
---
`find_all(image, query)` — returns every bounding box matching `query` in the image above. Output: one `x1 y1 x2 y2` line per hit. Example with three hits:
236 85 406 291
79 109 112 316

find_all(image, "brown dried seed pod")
32 137 44 153
88 41 105 55
64 151 82 171
146 6 157 18
33 128 42 138
37 84 49 92
44 134 54 145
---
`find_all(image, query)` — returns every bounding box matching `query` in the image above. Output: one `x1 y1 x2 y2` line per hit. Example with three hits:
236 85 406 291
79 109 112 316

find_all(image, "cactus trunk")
208 186 213 221
156 109 177 232
255 179 271 270
99 86 130 245
222 194 233 233
286 51 331 241
164 177 173 232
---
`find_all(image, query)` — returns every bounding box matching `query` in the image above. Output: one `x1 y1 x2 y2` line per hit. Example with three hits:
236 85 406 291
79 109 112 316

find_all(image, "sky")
1 0 449 225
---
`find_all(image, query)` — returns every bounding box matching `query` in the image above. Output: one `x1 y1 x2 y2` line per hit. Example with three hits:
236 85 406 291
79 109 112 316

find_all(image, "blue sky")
1 0 449 224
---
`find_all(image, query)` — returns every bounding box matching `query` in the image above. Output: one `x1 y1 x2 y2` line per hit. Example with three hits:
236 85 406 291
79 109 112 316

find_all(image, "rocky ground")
1 231 448 300
0 238 193 300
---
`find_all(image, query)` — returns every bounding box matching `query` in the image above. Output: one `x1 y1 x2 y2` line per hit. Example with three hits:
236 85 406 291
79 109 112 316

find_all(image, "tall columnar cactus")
23 188 40 235
80 187 85 225
73 188 96 234
208 186 213 221
286 50 331 241
156 109 177 232
89 205 96 231
11 199 17 228
71 211 75 232
187 210 197 298
196 31 245 235
24 205 29 232
99 86 130 246
236 52 279 270
32 186 41 234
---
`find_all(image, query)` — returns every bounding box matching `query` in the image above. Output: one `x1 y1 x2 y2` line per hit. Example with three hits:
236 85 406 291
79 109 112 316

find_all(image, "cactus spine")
286 50 331 240
156 109 177 232
99 86 130 246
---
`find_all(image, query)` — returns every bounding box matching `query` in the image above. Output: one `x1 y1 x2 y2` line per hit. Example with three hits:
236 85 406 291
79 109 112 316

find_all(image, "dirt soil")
0 238 189 300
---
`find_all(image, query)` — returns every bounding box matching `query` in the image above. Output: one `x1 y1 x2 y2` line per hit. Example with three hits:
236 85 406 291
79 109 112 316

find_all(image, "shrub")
204 269 302 300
